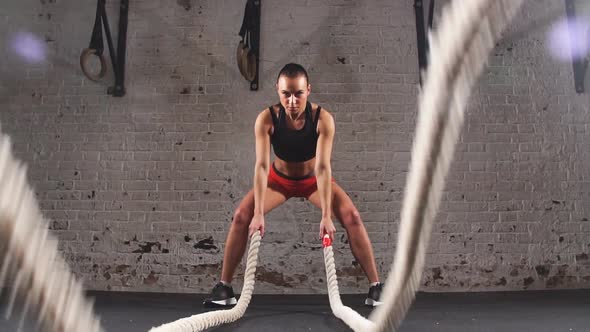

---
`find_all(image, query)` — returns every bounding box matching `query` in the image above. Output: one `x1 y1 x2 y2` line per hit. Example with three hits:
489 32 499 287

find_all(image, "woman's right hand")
249 214 265 237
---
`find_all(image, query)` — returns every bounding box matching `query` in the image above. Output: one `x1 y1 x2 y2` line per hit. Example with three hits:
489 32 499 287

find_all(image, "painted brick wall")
0 0 589 294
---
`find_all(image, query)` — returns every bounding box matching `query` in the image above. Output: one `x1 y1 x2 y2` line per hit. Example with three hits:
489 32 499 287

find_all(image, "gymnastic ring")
239 46 249 80
240 46 256 82
80 48 107 82
236 40 248 79
244 49 257 82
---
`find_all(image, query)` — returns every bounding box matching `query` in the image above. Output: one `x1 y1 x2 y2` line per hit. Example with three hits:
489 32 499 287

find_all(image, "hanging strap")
268 106 279 128
314 105 322 126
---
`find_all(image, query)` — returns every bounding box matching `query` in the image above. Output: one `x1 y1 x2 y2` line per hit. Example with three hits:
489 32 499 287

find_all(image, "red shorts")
268 163 334 199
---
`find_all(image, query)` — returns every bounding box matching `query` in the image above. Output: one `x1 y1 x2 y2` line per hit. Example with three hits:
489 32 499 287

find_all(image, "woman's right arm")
249 111 272 236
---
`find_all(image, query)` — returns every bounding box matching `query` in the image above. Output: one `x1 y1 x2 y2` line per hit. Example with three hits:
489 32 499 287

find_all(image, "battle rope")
0 132 104 332
322 235 376 331
147 231 261 332
369 1 524 331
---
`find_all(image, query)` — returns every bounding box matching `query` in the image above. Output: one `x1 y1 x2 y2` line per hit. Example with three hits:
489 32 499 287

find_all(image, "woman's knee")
232 208 252 228
340 208 362 229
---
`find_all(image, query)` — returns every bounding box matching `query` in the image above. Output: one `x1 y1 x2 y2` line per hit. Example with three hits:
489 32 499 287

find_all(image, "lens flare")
10 32 46 63
547 17 590 62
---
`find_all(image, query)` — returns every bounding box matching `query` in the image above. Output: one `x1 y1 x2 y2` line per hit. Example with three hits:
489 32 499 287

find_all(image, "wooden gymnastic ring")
79 48 107 82
240 45 257 82
244 49 257 82
236 40 248 79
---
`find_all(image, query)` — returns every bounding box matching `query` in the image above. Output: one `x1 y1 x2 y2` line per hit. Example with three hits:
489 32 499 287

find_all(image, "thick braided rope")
369 1 524 331
0 132 104 332
322 236 376 331
148 231 262 332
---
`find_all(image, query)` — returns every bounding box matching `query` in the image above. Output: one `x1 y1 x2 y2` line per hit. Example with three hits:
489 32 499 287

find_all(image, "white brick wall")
1 0 589 294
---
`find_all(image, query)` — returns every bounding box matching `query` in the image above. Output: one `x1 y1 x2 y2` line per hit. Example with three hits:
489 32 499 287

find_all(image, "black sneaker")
365 282 383 307
203 282 237 308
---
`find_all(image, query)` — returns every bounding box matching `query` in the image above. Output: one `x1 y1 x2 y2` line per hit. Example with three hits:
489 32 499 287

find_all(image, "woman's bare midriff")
273 157 316 178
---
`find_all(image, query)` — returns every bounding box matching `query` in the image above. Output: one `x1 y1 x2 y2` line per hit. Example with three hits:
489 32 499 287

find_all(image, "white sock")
370 282 380 287
220 280 231 287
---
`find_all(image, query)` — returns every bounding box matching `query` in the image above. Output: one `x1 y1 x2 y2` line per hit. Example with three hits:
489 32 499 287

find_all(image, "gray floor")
1 289 590 331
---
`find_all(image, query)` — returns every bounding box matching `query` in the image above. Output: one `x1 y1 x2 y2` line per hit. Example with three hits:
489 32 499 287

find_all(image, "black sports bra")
268 102 321 163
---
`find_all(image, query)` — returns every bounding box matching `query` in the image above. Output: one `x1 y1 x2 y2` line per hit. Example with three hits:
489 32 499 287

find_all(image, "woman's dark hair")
277 63 309 84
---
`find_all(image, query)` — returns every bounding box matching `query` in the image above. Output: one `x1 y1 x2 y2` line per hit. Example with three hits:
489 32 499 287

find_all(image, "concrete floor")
1 289 590 331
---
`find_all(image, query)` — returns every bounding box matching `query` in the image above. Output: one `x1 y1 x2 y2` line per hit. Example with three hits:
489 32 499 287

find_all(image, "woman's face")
276 74 310 117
